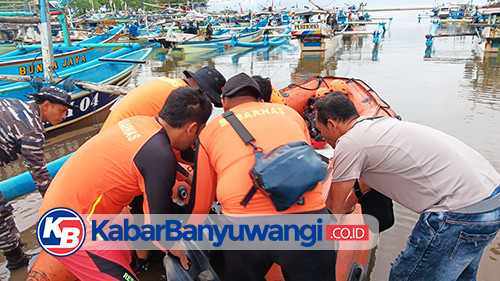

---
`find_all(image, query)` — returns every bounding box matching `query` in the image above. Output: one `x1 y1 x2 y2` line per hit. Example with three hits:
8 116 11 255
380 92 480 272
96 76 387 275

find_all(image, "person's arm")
134 132 185 264
134 134 177 216
327 136 367 213
326 179 357 213
20 131 51 197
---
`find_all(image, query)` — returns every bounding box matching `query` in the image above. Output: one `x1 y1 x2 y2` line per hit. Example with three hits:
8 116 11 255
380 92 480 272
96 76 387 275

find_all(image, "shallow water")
0 9 499 280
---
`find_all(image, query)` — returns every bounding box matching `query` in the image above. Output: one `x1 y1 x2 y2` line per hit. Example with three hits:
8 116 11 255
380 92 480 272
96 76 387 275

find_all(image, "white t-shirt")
331 117 500 213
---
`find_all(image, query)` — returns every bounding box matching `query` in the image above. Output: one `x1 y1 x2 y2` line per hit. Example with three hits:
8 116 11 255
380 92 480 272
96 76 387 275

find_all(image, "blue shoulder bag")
222 111 326 212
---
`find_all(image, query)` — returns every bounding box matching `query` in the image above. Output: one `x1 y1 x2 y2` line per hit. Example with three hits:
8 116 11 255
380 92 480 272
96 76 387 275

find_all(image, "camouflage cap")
27 86 78 109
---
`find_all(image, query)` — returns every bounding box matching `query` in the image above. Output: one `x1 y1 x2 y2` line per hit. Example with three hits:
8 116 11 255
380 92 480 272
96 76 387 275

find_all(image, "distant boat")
476 6 500 55
0 45 152 131
230 28 291 48
292 22 342 52
437 6 451 19
0 25 125 82
173 28 264 54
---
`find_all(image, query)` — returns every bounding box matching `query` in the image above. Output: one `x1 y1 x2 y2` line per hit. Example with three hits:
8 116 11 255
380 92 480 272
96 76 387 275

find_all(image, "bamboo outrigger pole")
0 74 133 95
39 0 55 83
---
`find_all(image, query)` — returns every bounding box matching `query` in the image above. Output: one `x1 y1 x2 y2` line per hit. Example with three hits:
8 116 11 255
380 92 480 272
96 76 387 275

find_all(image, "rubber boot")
4 245 30 270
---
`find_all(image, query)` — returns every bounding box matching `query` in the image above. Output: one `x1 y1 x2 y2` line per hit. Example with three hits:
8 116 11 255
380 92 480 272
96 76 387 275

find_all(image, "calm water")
1 10 499 280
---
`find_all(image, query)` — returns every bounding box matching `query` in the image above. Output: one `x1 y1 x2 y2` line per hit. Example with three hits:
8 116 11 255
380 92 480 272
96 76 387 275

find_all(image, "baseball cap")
27 86 78 109
183 66 226 107
222 73 262 99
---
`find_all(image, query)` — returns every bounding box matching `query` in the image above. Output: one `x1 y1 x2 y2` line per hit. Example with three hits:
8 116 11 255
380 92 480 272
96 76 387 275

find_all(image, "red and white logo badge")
36 207 86 257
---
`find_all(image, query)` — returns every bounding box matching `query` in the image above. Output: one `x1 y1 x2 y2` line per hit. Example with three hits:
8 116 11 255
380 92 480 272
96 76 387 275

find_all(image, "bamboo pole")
431 33 476 37
39 0 54 83
0 15 39 23
0 74 132 95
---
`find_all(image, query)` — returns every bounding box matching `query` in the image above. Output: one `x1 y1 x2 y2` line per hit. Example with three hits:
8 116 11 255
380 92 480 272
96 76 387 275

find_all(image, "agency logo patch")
36 207 86 257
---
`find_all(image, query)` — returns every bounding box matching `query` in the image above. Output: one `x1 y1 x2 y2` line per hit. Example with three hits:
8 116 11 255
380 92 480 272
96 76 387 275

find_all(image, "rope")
286 77 328 91
352 78 399 119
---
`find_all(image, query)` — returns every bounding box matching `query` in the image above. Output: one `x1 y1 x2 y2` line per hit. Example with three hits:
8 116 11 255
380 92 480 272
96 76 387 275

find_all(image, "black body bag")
353 180 394 232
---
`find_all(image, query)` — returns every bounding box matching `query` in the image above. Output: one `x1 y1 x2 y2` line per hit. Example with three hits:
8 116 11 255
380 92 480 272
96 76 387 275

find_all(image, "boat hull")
173 30 263 54
0 26 124 83
0 46 152 131
279 76 398 118
27 251 77 281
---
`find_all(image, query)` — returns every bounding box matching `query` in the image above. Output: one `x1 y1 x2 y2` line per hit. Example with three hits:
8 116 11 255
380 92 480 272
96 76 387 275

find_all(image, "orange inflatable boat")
278 76 398 119
28 76 396 281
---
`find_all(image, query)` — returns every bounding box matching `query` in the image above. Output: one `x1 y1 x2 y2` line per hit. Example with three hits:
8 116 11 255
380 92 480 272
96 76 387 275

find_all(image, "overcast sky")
206 0 489 11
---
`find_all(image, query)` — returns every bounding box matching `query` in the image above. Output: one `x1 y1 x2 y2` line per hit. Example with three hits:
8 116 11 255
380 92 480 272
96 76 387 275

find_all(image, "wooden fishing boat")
230 28 291 48
0 25 125 81
476 7 500 55
173 28 264 54
0 45 152 131
291 22 342 52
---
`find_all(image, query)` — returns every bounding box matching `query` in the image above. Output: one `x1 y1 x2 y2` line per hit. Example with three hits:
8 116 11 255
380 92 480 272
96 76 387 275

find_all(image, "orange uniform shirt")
40 116 177 216
100 77 187 132
191 101 326 215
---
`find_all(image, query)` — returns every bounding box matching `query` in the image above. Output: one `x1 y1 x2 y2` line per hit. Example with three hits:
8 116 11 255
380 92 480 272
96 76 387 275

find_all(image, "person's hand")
169 244 190 270
344 190 358 213
358 180 372 193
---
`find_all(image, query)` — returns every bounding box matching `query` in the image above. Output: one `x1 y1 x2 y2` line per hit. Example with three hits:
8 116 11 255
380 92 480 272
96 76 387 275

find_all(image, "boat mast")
39 0 55 83
58 3 72 47
24 0 31 12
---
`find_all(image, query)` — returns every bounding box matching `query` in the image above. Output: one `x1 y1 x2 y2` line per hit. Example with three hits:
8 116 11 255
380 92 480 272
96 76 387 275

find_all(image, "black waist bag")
354 180 394 232
223 111 326 212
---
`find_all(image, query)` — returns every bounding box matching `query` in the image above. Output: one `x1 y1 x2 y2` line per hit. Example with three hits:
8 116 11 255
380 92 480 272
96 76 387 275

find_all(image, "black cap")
27 86 78 110
183 66 226 108
222 73 262 99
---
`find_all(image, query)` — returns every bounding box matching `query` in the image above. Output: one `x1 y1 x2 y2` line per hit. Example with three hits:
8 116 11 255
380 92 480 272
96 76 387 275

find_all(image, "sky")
206 0 490 11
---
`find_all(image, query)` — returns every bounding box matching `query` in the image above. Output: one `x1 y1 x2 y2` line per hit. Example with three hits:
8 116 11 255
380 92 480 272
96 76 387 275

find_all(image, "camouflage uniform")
0 98 51 251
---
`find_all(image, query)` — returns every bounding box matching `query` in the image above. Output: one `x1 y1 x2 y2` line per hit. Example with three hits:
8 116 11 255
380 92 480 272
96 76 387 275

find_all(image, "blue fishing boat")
0 44 152 131
0 25 125 81
173 28 264 54
0 41 16 55
230 28 291 48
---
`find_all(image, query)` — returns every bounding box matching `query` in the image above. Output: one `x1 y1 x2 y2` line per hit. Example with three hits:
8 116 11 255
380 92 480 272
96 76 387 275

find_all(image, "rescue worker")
315 92 500 281
128 22 139 40
99 66 224 269
38 87 212 280
206 23 213 39
251 75 285 104
101 67 224 132
0 86 76 269
188 73 336 281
